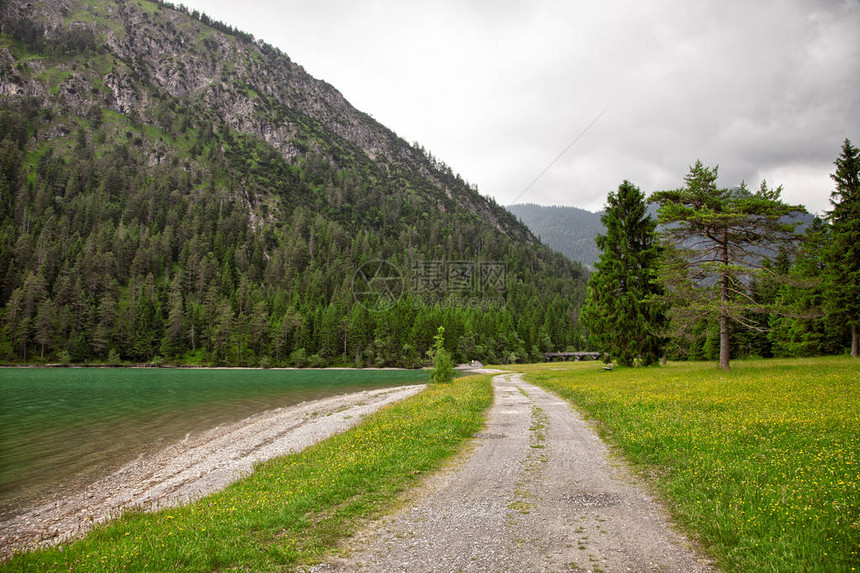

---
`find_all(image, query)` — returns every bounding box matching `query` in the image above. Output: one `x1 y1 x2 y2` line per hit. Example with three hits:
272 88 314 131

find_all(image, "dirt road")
315 373 714 572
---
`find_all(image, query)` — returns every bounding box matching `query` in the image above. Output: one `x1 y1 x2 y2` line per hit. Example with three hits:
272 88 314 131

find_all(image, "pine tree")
34 297 55 360
826 139 860 357
162 275 186 357
651 162 805 369
769 218 841 356
580 181 664 366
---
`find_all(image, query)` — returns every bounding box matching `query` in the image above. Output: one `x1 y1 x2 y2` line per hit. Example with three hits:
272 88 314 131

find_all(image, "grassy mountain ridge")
0 0 588 366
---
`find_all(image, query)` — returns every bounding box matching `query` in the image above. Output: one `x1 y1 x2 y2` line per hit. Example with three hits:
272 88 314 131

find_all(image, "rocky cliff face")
0 0 524 239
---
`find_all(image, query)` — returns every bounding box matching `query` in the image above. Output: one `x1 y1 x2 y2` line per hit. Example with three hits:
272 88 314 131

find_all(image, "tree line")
580 140 859 369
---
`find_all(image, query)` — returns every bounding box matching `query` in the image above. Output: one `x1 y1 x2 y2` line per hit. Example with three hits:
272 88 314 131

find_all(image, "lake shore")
0 384 425 559
0 364 423 370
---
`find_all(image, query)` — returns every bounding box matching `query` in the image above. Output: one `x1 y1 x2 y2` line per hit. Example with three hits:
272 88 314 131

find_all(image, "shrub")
429 326 454 383
106 349 121 366
289 348 308 368
56 350 72 365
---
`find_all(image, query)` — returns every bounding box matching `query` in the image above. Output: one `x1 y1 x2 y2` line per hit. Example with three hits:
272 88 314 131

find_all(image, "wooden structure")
542 352 601 362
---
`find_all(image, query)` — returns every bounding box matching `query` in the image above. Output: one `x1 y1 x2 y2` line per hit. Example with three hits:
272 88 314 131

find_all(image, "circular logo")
352 259 404 312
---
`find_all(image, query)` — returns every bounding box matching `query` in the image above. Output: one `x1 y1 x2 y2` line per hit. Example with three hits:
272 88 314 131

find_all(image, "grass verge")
516 357 859 572
2 375 493 572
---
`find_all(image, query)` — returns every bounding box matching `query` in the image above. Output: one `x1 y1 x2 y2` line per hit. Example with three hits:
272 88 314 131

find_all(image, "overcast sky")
179 0 859 214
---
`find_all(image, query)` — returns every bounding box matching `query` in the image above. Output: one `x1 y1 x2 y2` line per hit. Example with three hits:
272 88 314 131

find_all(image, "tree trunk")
719 310 730 370
719 229 731 370
852 324 858 358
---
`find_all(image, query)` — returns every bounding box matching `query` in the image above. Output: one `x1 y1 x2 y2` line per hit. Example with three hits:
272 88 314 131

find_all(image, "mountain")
0 0 588 366
507 204 604 267
507 199 813 270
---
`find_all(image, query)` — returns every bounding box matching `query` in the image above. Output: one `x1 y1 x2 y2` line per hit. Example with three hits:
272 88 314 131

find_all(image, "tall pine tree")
826 138 860 357
651 162 805 370
580 181 665 366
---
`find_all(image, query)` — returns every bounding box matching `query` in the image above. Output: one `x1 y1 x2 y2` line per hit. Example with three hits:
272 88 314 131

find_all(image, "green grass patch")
515 357 859 572
2 375 493 572
67 1 127 37
132 0 161 16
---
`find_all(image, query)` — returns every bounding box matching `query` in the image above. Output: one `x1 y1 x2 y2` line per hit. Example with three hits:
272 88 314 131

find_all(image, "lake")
0 367 428 519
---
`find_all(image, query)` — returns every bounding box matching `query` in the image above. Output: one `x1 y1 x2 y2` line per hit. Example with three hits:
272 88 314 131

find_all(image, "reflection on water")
0 368 427 519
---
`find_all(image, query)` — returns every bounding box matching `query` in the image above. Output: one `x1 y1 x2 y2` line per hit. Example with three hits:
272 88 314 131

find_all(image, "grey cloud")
183 0 860 213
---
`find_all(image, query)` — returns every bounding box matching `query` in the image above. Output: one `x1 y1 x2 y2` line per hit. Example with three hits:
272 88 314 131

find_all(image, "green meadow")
516 357 859 572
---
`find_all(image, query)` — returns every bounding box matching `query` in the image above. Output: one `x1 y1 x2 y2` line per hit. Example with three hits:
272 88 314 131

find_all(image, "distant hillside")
507 204 604 267
508 201 812 269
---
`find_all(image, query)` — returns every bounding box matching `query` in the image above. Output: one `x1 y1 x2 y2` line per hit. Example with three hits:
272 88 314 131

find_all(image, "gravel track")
314 373 715 572
0 384 425 558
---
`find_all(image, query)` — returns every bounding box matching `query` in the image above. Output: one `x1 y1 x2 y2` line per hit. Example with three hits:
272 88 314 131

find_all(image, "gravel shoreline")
0 384 425 559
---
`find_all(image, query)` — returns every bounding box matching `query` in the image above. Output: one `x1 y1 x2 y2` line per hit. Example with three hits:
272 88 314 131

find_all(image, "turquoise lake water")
0 367 427 519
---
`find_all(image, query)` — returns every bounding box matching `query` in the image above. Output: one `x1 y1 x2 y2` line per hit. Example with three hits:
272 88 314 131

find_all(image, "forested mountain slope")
0 0 587 366
507 203 604 267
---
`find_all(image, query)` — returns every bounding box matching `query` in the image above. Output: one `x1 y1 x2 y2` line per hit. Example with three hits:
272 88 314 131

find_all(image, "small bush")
289 348 308 368
106 349 121 366
56 350 71 365
429 326 454 384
